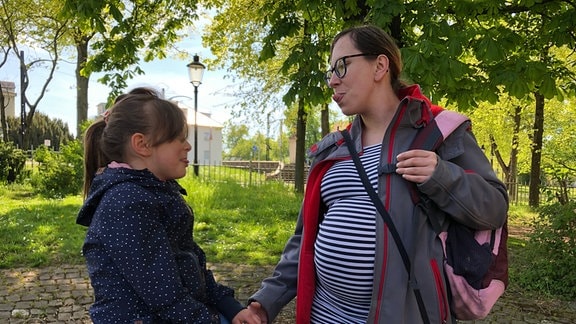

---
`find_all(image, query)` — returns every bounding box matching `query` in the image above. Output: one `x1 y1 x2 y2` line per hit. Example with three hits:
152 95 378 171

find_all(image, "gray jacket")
250 88 509 324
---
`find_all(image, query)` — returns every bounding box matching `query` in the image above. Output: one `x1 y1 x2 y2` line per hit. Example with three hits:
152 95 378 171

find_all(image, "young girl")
77 88 260 324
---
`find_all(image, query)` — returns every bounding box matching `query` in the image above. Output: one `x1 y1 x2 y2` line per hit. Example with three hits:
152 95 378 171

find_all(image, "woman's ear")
131 133 152 157
374 54 390 82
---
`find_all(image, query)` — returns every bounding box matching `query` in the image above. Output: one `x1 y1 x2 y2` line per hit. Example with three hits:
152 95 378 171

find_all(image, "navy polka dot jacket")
77 167 244 323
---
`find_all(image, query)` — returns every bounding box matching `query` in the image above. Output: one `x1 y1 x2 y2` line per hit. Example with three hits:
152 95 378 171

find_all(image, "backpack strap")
408 110 470 236
410 110 470 152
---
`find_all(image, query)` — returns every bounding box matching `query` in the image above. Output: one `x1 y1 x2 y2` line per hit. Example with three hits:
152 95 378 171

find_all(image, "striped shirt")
311 144 380 323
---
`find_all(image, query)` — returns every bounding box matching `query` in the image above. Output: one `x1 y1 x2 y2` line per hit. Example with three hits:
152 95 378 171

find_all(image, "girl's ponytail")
82 120 107 199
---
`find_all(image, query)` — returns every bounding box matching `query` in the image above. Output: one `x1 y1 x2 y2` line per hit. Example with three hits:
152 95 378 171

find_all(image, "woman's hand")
396 149 438 184
232 307 264 324
246 301 268 324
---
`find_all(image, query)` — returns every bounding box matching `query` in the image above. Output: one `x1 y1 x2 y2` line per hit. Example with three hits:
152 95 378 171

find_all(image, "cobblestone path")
1 263 575 323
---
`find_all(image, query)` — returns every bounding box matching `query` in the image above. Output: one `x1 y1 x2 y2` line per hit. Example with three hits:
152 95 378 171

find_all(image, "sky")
0 24 238 137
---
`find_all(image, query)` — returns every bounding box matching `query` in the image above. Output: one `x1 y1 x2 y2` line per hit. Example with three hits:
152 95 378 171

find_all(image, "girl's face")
148 134 191 181
327 35 377 116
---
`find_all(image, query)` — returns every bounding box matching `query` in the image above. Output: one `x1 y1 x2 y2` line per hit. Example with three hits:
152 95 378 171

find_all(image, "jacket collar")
308 84 441 160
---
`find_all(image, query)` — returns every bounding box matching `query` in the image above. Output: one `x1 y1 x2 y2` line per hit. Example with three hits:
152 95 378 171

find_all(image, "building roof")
175 101 224 128
1 81 16 94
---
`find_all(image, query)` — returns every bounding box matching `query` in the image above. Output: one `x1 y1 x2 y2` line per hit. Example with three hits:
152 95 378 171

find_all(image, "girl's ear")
374 54 390 82
131 133 152 157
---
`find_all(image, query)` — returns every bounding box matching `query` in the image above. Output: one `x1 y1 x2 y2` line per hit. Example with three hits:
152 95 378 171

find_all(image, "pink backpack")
411 109 509 320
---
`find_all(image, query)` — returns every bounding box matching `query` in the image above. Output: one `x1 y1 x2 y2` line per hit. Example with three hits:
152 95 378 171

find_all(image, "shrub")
515 201 576 299
0 141 26 183
31 141 83 198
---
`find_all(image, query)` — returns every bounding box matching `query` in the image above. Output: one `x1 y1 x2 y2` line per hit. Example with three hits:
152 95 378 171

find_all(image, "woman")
247 25 508 323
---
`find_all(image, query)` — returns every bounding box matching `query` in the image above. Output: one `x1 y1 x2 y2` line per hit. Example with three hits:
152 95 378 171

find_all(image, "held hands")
231 307 264 324
396 149 438 184
246 301 268 324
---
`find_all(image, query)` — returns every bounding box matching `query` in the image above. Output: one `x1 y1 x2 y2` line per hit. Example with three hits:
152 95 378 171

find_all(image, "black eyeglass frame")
324 53 379 84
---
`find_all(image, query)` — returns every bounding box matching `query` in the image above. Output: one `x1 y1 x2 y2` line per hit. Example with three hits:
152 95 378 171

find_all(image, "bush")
515 201 576 299
31 141 83 198
0 141 26 183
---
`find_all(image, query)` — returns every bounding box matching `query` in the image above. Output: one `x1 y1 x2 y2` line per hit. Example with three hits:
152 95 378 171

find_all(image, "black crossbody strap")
340 130 430 324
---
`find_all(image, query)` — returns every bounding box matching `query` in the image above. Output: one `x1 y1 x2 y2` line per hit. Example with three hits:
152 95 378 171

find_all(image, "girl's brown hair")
82 87 187 198
330 25 407 92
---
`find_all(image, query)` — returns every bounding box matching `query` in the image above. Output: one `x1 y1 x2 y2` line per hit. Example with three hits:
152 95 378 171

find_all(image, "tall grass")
0 177 302 269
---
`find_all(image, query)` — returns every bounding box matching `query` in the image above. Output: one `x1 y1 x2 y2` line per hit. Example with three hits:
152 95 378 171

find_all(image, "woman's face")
327 35 376 116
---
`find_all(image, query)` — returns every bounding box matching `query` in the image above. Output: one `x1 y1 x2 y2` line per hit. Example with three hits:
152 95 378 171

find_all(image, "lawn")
0 178 302 268
0 177 538 270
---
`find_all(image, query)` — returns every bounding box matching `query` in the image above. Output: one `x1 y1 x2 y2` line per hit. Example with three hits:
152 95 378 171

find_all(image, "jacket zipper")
430 259 449 323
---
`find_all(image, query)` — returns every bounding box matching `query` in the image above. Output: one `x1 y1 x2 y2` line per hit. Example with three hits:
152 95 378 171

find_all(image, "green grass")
181 177 301 265
0 177 302 269
0 184 86 268
0 178 545 272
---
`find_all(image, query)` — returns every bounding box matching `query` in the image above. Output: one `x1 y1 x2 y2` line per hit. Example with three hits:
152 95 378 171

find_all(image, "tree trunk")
76 37 90 138
493 105 522 203
529 92 545 207
295 96 307 193
321 103 329 136
506 105 522 203
0 84 7 141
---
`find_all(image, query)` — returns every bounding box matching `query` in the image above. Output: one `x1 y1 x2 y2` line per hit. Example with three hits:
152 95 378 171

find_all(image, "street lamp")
187 54 205 176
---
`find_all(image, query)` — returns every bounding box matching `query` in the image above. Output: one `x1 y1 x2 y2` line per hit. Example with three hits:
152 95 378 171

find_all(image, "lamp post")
187 54 205 176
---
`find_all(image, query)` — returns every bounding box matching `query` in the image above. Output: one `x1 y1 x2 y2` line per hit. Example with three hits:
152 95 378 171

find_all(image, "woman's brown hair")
330 25 407 92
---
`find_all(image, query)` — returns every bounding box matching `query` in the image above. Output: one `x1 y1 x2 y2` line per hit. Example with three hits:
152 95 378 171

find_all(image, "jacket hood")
76 167 185 227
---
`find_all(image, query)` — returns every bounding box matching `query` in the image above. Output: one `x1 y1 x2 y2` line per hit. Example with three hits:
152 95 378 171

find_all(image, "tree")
540 98 576 205
479 3 576 207
468 96 535 204
0 81 10 141
0 0 68 149
204 0 338 191
205 0 576 198
0 43 12 141
358 1 576 207
6 112 73 151
60 0 201 136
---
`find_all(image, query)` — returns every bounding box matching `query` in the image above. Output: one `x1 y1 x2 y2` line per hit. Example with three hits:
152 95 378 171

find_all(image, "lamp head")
187 54 205 87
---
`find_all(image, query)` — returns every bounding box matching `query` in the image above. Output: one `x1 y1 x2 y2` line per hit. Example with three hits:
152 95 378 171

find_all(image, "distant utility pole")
20 50 26 149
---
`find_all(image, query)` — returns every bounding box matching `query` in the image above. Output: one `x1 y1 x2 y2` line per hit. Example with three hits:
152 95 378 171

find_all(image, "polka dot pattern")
77 167 243 323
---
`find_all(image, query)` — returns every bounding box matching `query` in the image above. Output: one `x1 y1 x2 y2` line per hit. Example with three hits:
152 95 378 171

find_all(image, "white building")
175 101 223 166
1 81 16 117
97 99 224 165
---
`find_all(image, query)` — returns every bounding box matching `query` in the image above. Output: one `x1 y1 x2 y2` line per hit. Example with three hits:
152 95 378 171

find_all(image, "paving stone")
11 309 29 317
0 303 13 311
1 264 575 323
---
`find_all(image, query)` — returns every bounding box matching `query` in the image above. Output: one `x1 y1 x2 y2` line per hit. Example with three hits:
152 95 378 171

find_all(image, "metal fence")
506 181 576 205
193 162 573 205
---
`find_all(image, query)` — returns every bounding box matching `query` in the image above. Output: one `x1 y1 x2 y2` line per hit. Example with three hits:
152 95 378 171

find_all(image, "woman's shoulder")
307 130 343 160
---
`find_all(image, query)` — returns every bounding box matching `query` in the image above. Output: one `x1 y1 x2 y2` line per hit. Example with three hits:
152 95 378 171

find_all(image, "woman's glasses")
324 53 378 84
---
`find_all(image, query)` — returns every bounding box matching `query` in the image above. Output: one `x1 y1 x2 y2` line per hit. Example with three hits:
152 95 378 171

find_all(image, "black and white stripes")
311 144 380 323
